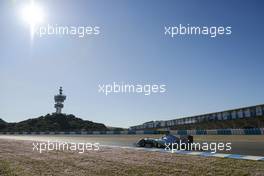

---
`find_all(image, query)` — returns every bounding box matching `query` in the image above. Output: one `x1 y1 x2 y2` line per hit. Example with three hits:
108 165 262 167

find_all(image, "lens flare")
21 1 45 40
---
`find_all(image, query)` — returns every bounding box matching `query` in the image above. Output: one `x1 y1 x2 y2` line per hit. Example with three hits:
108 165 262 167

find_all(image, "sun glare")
22 3 44 26
21 1 45 40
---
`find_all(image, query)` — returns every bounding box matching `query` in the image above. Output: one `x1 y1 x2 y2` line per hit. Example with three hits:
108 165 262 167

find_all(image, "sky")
0 0 264 128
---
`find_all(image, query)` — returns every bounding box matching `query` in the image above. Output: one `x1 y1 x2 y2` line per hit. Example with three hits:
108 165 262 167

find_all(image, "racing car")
136 134 193 148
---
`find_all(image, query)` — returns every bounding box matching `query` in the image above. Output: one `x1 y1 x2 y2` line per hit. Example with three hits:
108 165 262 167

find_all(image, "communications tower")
54 87 66 114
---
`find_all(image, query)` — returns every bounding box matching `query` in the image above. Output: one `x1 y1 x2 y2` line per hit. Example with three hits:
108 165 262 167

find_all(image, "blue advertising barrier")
243 128 262 135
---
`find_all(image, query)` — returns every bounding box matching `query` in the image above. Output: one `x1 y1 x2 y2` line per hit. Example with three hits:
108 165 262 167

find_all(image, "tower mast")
54 87 66 114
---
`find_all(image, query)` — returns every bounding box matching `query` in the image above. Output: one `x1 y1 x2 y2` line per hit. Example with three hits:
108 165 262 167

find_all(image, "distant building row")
130 104 264 130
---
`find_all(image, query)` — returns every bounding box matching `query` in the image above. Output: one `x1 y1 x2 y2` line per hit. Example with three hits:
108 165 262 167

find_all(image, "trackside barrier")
119 131 127 134
169 130 177 135
261 128 264 134
106 131 114 135
135 130 144 134
127 130 136 134
143 130 154 134
206 130 218 135
177 130 187 135
231 129 245 135
0 129 263 135
188 130 196 135
92 131 100 135
244 128 261 135
196 129 207 135
217 129 232 135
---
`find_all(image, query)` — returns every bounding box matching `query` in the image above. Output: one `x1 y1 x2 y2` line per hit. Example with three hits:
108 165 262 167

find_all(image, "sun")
21 1 45 39
22 2 44 26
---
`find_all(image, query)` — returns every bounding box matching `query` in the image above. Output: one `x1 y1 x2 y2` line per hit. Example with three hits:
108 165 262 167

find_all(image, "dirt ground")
0 139 264 176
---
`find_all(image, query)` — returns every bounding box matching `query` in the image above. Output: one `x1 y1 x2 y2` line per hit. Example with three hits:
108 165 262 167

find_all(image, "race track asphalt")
0 134 263 156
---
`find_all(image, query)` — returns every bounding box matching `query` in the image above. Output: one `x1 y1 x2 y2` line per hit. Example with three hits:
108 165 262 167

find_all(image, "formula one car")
136 134 193 148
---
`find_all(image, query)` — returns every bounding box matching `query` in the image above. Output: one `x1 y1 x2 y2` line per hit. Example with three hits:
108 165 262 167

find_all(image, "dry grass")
0 139 263 176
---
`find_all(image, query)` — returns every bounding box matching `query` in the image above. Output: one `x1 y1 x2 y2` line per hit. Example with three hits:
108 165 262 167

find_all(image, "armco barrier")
0 128 263 135
231 129 244 135
187 130 196 135
244 128 262 135
120 131 128 134
177 130 187 135
169 130 177 135
127 130 136 134
92 131 100 135
196 129 207 135
135 130 144 134
206 129 218 135
217 129 232 135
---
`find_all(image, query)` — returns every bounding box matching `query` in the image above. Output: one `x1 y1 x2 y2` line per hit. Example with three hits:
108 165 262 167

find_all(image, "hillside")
0 119 7 129
0 118 6 124
0 114 108 132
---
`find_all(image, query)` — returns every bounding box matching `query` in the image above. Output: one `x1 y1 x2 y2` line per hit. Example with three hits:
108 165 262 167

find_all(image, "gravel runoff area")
0 139 264 176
